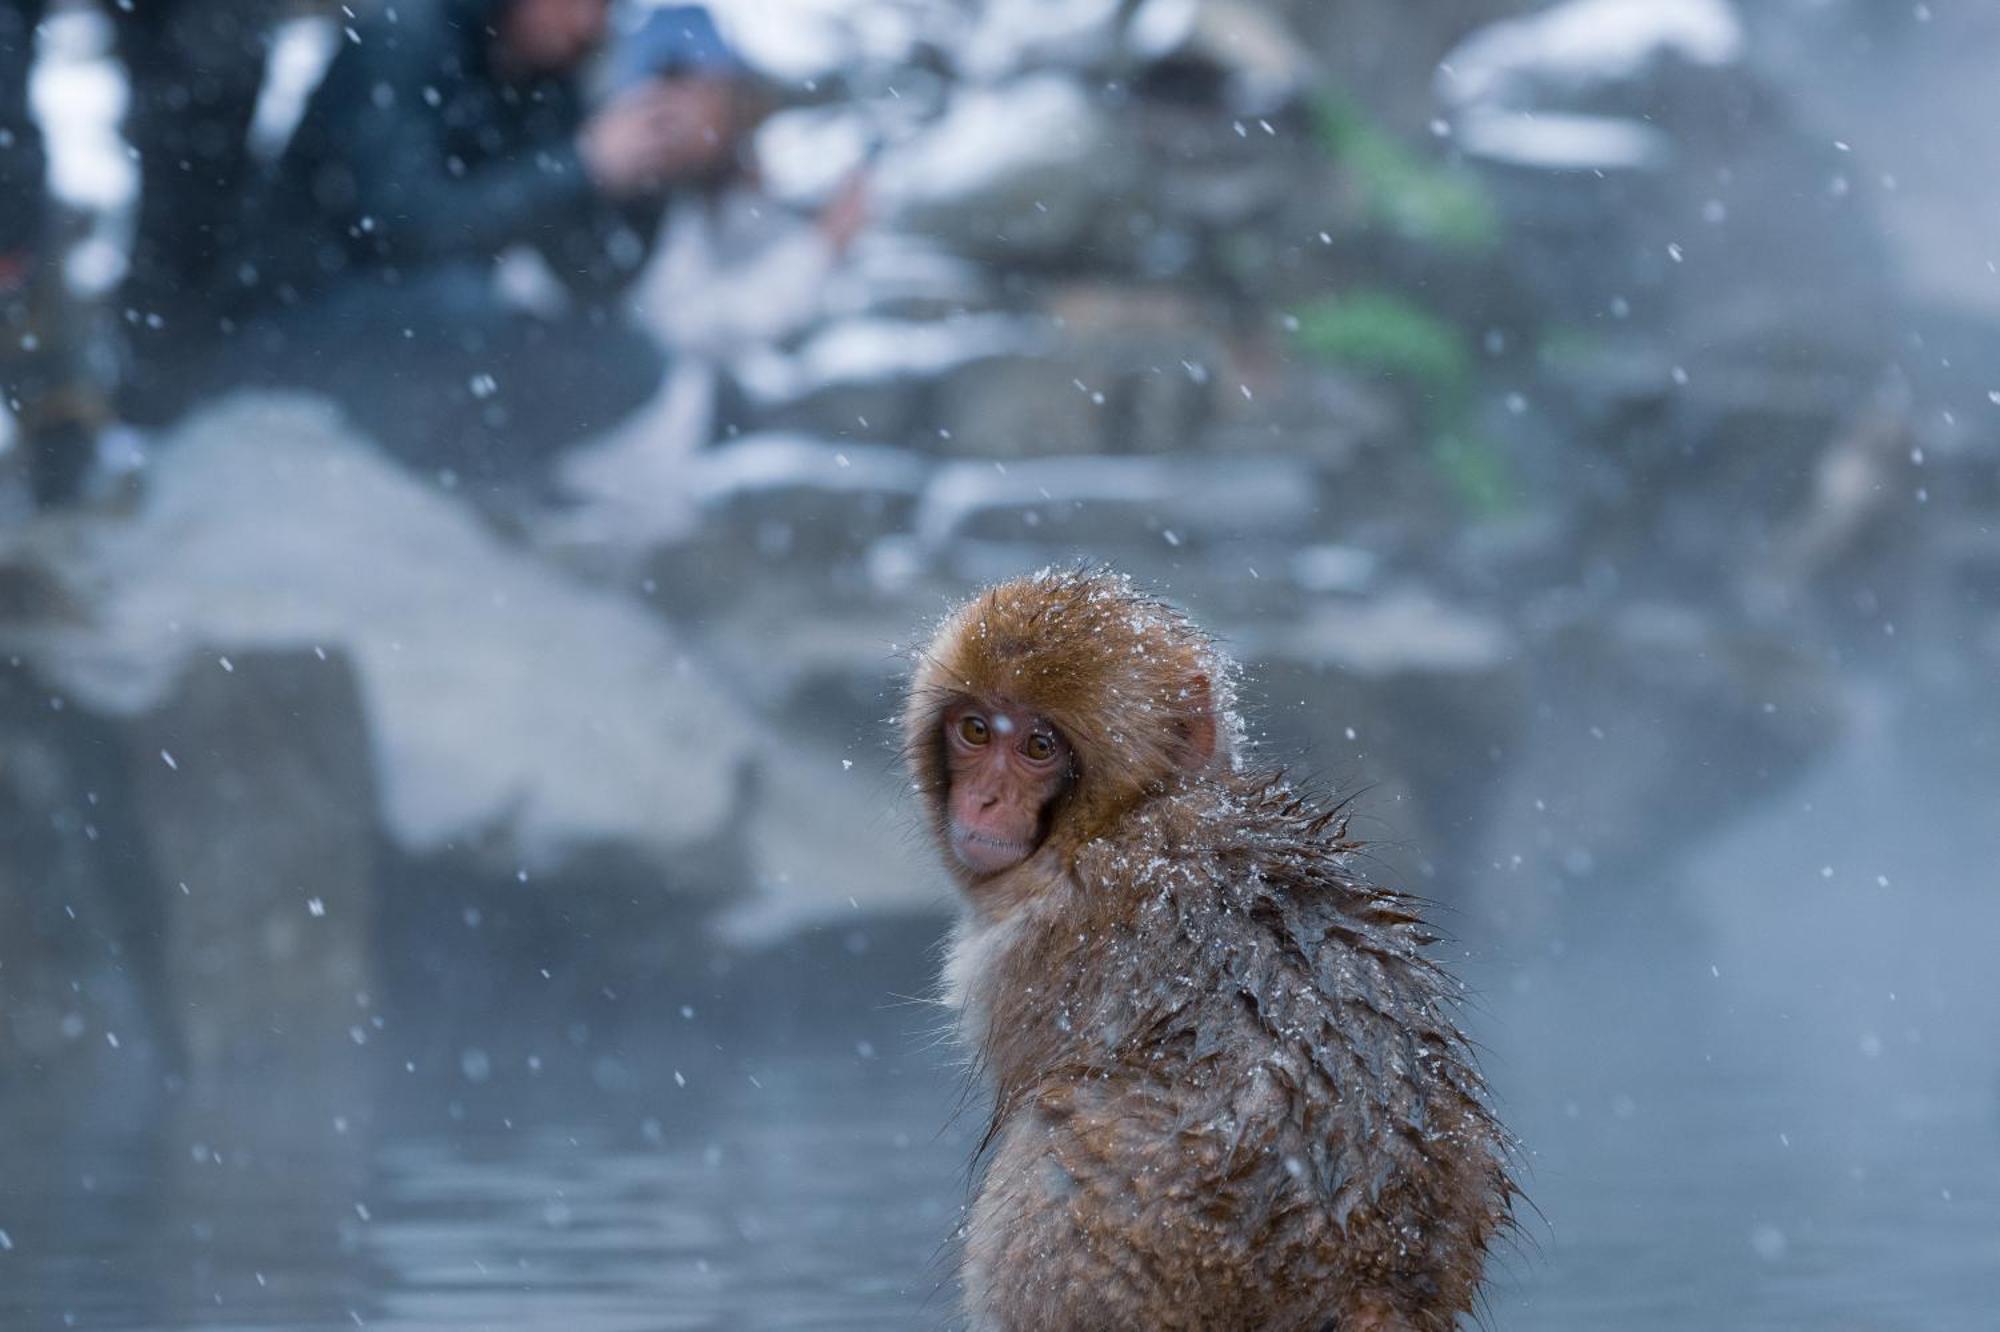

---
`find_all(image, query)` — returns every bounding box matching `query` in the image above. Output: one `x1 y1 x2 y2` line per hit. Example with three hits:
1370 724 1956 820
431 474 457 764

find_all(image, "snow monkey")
903 570 1516 1332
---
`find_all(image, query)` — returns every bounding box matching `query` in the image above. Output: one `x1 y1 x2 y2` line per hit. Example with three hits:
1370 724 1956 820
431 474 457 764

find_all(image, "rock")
958 0 1135 80
1241 589 1524 898
690 435 931 537
1142 108 1313 234
1203 352 1403 471
377 762 757 1052
0 655 152 1072
932 352 1111 457
736 376 930 447
1126 0 1318 115
0 643 381 1081
1503 346 1885 608
646 436 932 617
720 747 944 945
877 74 1143 267
13 393 761 894
1439 0 1746 119
128 648 377 1074
1042 283 1227 454
913 453 1320 553
1283 0 1513 136
926 290 1248 459
1440 0 1893 372
728 313 1040 446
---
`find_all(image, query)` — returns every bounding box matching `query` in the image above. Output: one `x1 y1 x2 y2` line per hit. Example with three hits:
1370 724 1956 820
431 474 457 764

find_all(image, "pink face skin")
943 698 1072 877
495 0 612 76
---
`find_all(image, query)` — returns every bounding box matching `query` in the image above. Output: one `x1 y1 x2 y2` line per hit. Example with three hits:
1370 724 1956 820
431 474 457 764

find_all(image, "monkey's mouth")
950 822 1034 875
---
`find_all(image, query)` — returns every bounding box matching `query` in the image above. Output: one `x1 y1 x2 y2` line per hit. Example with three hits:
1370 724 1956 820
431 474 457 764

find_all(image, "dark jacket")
251 0 661 310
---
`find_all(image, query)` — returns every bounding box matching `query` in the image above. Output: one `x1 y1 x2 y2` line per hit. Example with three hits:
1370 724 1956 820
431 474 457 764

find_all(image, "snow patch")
688 434 928 504
875 74 1102 207
1454 109 1671 172
733 314 1040 405
915 454 1315 551
1440 0 1744 110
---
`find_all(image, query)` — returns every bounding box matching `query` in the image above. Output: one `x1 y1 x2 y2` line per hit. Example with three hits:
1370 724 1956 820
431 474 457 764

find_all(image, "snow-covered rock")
1440 0 1746 171
11 393 760 884
1439 0 1743 112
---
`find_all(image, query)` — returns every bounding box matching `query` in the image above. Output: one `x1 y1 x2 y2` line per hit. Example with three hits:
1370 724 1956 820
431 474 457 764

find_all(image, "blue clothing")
246 0 662 313
205 0 672 473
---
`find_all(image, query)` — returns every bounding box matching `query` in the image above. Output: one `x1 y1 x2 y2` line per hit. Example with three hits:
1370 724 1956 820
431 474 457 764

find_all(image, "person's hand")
579 77 739 198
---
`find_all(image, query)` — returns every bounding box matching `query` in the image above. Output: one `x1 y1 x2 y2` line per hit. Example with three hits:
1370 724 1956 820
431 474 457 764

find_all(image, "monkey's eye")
1023 733 1057 763
957 715 990 746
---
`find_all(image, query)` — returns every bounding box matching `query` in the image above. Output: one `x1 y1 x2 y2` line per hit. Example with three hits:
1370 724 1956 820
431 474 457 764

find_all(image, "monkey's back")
962 775 1515 1331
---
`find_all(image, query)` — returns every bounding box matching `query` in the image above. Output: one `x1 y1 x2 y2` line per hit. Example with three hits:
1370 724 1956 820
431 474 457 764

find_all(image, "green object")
1290 289 1470 396
1288 88 1515 514
1311 92 1497 253
1429 429 1513 517
1288 290 1515 515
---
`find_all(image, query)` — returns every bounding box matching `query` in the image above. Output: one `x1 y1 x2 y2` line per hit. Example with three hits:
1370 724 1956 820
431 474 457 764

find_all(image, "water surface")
4 735 1996 1329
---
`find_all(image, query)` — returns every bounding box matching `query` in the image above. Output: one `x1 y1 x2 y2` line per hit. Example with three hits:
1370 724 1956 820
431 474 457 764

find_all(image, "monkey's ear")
1175 674 1218 770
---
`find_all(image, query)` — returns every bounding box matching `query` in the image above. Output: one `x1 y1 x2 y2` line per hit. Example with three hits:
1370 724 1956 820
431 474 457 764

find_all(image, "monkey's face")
940 698 1073 877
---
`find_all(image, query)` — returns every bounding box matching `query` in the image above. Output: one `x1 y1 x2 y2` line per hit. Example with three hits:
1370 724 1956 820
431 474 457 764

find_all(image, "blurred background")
1 0 1997 1326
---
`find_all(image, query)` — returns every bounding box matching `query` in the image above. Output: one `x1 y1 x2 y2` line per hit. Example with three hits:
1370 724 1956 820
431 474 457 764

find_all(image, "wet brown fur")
905 570 1517 1331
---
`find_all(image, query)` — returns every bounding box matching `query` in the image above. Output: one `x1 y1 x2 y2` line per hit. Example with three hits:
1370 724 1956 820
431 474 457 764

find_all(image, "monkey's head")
905 570 1236 889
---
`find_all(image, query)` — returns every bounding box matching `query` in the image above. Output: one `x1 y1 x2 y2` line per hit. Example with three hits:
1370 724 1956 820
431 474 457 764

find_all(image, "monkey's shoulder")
1077 774 1434 940
1066 775 1477 1064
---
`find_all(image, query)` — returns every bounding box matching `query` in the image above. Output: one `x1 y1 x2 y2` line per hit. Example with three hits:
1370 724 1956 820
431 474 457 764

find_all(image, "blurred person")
0 3 44 328
204 0 766 488
2 0 272 507
118 0 275 399
1 0 59 505
3 0 272 489
2 0 101 509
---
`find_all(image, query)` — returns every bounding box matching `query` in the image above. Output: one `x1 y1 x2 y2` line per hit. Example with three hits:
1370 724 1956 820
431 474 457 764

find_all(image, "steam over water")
2 722 1994 1330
